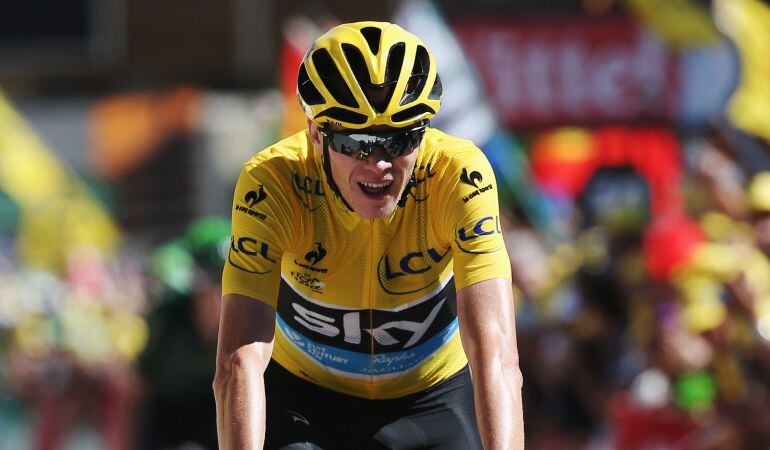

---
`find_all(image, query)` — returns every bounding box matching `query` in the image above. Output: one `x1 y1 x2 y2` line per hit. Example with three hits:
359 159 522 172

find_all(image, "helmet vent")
384 42 406 86
360 26 381 55
315 107 369 125
399 45 430 106
342 44 372 88
392 104 435 123
342 43 396 114
297 63 325 105
428 73 442 100
311 48 359 109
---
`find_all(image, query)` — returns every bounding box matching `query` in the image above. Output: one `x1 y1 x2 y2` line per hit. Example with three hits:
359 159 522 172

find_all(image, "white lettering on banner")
591 46 629 116
560 41 588 114
457 19 671 126
636 32 668 110
522 41 553 117
487 32 519 117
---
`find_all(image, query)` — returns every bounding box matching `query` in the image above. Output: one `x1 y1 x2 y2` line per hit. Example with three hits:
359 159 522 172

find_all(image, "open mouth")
358 181 393 197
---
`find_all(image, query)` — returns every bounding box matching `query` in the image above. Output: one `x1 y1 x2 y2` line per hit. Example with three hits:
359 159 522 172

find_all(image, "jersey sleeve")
222 155 297 308
436 143 512 291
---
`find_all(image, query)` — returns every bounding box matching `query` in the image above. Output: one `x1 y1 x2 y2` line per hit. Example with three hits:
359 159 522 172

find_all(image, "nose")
363 147 393 170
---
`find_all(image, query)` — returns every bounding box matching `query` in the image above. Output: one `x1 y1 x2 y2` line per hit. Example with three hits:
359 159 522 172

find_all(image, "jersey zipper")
367 217 376 390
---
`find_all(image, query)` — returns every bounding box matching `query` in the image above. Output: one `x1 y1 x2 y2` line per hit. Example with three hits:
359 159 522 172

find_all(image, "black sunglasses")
319 121 428 161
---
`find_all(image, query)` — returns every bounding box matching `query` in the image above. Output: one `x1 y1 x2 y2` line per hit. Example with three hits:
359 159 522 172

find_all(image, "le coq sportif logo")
245 185 267 207
460 168 483 188
459 168 494 204
304 242 327 266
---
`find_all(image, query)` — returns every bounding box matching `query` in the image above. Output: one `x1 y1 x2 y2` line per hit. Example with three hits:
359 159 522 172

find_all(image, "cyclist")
214 21 524 450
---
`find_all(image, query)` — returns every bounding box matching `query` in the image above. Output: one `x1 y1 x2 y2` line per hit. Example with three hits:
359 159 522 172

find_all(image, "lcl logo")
454 216 504 255
456 216 501 241
381 248 449 280
376 247 450 295
228 235 276 274
293 173 325 196
292 171 325 211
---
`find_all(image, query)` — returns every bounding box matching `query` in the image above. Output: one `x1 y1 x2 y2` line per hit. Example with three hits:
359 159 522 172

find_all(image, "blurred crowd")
506 127 770 449
2 128 769 450
0 216 228 450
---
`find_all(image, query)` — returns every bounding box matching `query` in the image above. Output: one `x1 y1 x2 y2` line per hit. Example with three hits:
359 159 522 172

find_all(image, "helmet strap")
397 134 424 208
397 170 416 207
321 135 355 212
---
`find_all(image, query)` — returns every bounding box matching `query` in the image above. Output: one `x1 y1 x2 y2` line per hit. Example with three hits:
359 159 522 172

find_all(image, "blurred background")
1 0 769 448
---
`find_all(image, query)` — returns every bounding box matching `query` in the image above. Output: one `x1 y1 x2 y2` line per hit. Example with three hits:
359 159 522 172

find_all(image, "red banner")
453 15 679 129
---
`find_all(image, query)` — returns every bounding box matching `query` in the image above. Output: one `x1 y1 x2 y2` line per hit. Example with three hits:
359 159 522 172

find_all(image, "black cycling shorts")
264 361 483 450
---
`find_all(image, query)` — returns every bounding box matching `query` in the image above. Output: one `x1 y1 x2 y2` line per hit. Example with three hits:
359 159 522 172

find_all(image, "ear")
307 119 322 148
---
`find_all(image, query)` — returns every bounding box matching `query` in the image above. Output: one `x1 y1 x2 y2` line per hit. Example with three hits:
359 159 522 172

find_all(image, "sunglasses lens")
324 123 426 160
326 133 358 158
384 131 418 157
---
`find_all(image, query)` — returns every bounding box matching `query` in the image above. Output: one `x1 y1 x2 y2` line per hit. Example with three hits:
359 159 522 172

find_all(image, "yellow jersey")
222 127 511 399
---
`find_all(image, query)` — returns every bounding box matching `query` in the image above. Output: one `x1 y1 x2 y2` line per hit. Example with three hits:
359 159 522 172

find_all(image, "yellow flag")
625 0 720 48
0 90 121 270
713 0 770 142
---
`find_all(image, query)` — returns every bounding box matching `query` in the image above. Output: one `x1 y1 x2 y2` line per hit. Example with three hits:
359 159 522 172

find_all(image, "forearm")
215 294 277 449
471 358 524 450
457 278 525 449
215 355 269 450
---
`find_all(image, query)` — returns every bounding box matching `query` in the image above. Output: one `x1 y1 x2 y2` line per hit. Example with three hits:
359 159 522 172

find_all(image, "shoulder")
422 128 487 171
243 130 313 178
423 128 481 156
230 132 309 252
233 130 313 221
419 128 489 188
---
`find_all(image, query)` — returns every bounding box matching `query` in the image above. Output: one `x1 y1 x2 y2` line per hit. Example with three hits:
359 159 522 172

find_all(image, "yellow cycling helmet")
297 21 442 129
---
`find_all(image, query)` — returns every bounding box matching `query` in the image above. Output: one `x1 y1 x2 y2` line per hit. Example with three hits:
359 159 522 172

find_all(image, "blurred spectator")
134 217 228 450
748 172 770 257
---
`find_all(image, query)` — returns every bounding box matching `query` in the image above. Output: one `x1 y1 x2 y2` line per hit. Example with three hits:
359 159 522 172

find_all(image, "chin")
355 201 397 219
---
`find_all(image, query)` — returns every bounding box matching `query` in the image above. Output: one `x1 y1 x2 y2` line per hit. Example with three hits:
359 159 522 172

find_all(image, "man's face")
309 121 420 219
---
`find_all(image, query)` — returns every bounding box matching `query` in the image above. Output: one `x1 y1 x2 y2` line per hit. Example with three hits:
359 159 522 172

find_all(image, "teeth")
360 181 391 188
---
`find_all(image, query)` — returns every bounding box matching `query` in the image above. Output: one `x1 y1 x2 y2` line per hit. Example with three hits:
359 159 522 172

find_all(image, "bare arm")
457 278 524 450
213 293 276 450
